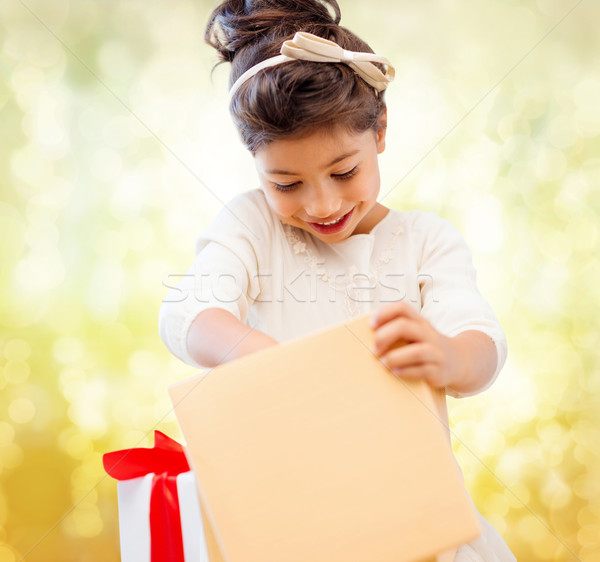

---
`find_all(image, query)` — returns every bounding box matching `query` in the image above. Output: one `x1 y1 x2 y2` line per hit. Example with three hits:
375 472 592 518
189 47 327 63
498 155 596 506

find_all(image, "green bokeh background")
1 0 599 560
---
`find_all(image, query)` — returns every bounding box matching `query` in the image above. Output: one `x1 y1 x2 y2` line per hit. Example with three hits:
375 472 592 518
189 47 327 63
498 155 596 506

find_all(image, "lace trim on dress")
284 222 404 319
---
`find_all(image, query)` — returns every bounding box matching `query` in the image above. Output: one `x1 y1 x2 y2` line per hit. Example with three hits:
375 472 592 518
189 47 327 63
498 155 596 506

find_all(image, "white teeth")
318 215 344 226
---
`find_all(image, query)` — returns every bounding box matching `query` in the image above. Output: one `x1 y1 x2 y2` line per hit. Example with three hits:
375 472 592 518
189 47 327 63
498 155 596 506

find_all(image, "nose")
303 184 341 220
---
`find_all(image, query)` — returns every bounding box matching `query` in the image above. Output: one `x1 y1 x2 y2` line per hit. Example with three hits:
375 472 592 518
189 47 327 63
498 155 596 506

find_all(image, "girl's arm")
186 308 278 368
370 302 498 396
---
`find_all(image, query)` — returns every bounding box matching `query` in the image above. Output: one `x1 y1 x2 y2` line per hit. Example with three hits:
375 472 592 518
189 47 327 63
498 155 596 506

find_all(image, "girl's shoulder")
195 189 281 253
219 188 276 225
385 208 461 239
204 188 279 234
383 208 470 259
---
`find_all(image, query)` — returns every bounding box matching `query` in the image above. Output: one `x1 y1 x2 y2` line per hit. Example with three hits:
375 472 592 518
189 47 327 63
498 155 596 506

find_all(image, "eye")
332 166 358 180
273 182 300 193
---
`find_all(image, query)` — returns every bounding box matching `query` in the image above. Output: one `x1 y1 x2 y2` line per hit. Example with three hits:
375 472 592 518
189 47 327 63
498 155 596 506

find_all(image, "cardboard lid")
169 314 480 562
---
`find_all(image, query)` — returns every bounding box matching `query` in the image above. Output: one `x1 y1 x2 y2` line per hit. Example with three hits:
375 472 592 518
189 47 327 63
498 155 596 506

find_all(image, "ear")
376 108 387 154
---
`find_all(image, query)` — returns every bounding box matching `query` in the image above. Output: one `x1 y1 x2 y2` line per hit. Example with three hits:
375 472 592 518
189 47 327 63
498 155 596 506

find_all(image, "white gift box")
116 470 210 562
104 432 218 561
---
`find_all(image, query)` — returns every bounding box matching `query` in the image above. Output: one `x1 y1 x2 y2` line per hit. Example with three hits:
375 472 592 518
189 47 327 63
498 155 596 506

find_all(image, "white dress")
159 189 516 561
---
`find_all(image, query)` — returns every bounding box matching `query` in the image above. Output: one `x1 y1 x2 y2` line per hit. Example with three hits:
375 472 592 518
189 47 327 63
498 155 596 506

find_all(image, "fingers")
380 342 439 371
370 302 447 388
373 316 423 355
378 342 443 387
370 301 419 329
386 364 438 383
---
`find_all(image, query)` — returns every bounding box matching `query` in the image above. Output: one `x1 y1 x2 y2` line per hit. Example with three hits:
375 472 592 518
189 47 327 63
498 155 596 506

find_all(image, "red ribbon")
103 431 191 562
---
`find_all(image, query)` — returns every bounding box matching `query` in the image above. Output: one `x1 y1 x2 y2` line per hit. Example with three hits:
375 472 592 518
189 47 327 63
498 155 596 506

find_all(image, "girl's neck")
352 203 390 236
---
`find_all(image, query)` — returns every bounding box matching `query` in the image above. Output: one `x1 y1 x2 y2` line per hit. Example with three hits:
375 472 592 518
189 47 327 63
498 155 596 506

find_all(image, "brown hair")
205 0 387 154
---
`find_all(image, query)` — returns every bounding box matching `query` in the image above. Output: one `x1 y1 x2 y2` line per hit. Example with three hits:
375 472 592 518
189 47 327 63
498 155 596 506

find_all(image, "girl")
159 1 515 559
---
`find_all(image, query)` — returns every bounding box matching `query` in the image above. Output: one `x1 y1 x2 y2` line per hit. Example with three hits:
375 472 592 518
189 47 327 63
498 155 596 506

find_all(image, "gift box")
103 431 223 562
169 313 481 562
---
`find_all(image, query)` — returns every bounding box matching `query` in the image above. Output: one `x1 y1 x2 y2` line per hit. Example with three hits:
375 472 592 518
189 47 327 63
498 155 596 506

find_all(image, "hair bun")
206 0 341 62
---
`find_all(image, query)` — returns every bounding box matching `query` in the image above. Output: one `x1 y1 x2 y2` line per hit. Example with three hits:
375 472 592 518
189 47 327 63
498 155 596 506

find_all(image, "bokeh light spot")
578 524 600 548
505 483 530 508
0 545 18 562
3 360 30 385
67 378 108 437
8 398 35 424
53 337 85 365
533 538 567 561
486 492 510 517
516 513 547 544
541 470 572 510
84 259 123 322
534 147 566 182
128 349 160 378
58 428 93 460
548 115 577 149
12 249 65 294
2 339 31 362
503 134 534 165
66 504 103 539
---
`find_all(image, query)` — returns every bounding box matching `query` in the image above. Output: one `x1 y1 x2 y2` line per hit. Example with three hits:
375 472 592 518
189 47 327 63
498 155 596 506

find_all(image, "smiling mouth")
307 209 354 234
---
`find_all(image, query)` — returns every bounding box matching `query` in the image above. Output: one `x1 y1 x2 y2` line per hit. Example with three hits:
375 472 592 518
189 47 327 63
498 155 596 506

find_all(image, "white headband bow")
228 31 395 103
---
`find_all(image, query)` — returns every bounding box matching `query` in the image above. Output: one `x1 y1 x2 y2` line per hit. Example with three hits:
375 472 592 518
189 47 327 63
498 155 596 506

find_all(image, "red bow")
103 431 191 562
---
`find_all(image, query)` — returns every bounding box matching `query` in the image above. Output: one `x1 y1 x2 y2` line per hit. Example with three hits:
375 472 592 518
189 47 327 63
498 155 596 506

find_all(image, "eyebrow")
265 149 360 176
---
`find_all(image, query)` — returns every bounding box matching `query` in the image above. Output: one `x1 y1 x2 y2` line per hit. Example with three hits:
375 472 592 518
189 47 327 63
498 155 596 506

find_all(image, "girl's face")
254 122 387 244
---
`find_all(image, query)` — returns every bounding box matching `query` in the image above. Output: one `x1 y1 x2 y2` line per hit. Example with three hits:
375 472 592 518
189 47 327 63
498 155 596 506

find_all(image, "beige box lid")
169 314 480 562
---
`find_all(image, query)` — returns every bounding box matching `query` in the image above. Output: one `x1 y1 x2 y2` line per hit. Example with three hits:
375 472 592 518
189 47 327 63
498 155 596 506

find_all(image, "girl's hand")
370 302 462 390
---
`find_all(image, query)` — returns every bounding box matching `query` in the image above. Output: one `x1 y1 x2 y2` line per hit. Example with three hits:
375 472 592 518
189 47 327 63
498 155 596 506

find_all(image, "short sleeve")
415 212 507 398
158 191 270 368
